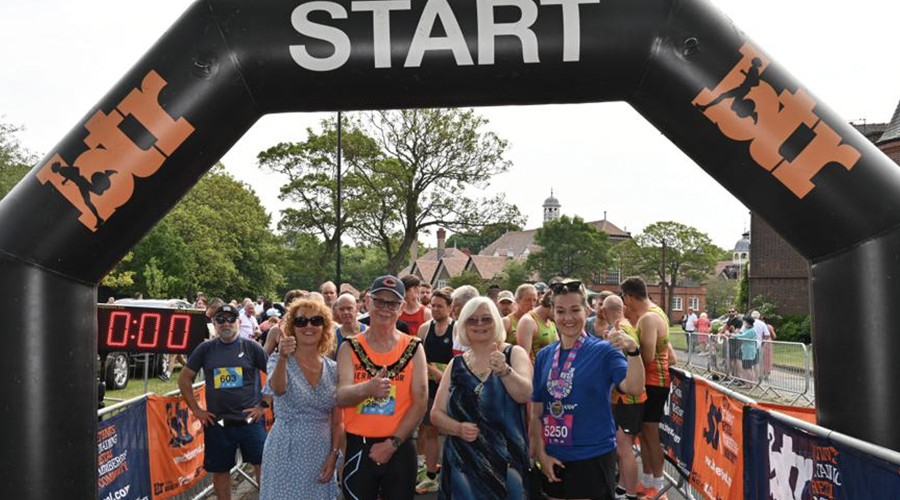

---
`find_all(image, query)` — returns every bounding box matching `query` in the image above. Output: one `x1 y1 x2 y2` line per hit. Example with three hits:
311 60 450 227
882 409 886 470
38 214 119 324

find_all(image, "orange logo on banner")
146 386 207 499
690 379 744 500
693 43 860 199
36 70 194 231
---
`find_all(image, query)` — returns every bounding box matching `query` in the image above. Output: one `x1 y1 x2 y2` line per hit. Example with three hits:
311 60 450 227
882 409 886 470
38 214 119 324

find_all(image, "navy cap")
370 275 405 300
214 304 239 317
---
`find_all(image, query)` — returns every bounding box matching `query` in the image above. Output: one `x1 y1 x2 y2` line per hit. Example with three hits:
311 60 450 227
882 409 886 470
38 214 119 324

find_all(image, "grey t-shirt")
187 337 268 420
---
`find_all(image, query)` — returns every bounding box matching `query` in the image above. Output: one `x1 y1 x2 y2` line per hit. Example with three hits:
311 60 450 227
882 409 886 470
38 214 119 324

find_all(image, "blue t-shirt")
187 336 268 420
532 335 628 461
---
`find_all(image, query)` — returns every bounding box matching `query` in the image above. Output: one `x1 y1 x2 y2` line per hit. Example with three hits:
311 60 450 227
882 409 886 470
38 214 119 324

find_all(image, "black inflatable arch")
3 0 900 495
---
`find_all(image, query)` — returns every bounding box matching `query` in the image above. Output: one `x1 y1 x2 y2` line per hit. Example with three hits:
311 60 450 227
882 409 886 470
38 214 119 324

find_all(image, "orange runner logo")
37 70 194 231
692 43 860 199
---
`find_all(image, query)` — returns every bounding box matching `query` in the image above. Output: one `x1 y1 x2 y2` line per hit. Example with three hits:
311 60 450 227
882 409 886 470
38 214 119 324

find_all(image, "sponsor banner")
690 378 744 500
98 398 152 500
661 368 695 478
744 407 900 500
146 386 207 499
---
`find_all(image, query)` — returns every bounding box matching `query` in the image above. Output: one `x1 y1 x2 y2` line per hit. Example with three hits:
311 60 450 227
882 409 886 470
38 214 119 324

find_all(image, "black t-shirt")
187 337 267 420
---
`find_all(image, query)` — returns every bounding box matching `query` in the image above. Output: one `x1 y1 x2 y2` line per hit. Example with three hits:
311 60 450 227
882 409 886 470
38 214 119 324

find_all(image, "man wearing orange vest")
337 275 428 500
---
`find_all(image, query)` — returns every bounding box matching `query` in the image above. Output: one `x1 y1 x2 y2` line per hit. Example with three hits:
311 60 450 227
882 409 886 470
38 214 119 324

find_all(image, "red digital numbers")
107 311 131 347
103 310 195 351
137 313 162 348
168 314 191 350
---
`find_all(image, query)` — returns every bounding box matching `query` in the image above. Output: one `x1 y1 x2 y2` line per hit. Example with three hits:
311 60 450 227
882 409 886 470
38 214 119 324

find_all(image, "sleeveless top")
399 305 427 337
636 305 670 387
440 346 528 500
424 320 455 398
505 314 520 345
528 311 558 362
343 333 421 437
610 323 648 405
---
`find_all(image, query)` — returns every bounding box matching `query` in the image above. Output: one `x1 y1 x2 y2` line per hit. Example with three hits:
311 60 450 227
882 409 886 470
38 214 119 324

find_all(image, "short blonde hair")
284 299 334 356
455 297 505 346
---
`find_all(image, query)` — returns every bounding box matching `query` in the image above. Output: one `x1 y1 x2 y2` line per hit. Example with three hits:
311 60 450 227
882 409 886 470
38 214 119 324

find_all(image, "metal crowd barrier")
670 331 813 406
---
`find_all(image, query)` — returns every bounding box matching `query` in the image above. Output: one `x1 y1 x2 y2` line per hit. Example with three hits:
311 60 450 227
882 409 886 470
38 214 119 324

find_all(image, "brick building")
749 101 900 315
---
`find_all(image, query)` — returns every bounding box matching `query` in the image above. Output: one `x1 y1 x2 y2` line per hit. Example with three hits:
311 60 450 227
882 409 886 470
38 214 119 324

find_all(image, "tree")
446 221 524 254
705 278 738 317
526 215 610 281
620 221 720 320
257 117 381 272
0 122 35 200
350 109 525 274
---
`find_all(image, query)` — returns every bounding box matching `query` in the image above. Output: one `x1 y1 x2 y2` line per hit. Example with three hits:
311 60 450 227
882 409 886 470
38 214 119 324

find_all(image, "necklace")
547 333 586 400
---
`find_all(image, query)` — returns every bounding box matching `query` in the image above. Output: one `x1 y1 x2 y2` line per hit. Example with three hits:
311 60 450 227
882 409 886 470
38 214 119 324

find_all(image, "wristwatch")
389 436 403 448
626 348 641 357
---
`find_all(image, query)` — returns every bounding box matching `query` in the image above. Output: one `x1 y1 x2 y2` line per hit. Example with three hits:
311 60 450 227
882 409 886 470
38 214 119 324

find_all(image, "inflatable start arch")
2 0 900 495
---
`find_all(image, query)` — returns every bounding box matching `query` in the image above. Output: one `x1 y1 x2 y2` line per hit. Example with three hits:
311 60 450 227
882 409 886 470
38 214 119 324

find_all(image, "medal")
550 400 564 418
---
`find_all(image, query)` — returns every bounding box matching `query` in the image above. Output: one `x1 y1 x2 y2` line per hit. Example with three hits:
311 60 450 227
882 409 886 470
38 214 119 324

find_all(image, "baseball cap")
213 304 239 318
497 290 515 303
370 275 405 300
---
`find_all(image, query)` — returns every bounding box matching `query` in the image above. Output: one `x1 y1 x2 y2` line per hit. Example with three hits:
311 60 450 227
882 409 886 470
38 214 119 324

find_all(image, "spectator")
533 280 644 500
430 297 532 498
260 299 342 500
178 304 269 500
336 276 428 500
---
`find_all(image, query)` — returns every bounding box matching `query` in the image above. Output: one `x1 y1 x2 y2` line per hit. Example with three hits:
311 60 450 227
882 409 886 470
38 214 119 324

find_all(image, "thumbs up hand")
489 342 508 375
368 367 392 398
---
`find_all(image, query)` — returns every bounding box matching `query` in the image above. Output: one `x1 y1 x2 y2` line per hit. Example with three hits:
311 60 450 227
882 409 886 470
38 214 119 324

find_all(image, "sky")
2 0 899 251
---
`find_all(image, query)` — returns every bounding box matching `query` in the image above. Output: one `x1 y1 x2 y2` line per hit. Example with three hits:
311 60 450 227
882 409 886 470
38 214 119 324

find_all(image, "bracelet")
498 365 513 378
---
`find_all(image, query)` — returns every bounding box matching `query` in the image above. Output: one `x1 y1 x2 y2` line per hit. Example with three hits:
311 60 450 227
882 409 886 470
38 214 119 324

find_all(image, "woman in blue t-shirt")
531 280 645 500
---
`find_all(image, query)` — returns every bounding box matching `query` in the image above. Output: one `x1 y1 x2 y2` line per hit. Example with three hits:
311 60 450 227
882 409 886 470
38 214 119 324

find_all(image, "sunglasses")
371 297 403 310
214 315 238 324
550 280 583 294
293 315 325 328
465 315 494 326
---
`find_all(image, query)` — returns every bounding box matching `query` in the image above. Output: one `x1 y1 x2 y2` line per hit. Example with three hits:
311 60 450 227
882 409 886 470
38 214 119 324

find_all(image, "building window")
604 269 621 284
689 297 699 311
672 296 683 311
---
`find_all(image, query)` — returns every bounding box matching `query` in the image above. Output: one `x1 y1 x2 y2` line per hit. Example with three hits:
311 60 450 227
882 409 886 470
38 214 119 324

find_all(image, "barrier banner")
98 399 152 500
146 386 207 499
690 378 744 500
661 368 695 477
744 407 900 500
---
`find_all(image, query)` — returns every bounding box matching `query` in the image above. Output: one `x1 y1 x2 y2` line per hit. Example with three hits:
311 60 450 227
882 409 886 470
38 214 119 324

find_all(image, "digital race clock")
97 304 209 354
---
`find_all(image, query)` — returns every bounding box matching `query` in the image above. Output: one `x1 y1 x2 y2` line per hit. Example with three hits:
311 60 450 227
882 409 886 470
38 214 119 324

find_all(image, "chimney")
437 228 446 260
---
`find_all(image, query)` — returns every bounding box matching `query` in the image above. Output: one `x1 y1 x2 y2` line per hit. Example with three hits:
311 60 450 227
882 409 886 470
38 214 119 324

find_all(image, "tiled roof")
467 255 510 280
878 100 900 145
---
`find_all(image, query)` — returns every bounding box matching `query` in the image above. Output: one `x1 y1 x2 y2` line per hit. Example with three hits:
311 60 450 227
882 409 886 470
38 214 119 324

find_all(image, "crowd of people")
177 274 680 500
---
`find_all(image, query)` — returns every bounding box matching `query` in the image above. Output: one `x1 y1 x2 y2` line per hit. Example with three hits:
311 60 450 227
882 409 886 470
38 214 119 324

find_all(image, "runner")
620 277 670 500
415 289 455 494
399 274 432 337
336 275 428 500
516 290 558 362
532 280 644 500
502 284 537 346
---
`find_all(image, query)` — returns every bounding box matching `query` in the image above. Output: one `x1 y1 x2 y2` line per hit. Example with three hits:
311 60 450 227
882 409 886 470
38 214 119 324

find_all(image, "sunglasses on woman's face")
293 315 325 328
214 315 238 324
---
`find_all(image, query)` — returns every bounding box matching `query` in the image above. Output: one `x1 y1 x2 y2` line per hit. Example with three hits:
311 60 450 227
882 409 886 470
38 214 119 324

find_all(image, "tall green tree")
0 122 35 200
350 109 525 274
526 215 610 281
446 222 523 254
618 221 720 319
257 117 381 272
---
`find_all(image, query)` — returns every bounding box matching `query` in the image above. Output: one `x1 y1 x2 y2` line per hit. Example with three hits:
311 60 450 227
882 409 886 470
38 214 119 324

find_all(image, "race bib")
543 403 574 446
213 367 243 389
357 385 396 416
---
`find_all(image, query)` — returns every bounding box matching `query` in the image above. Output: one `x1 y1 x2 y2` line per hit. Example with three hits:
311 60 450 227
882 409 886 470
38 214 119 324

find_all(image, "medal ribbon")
547 332 586 400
